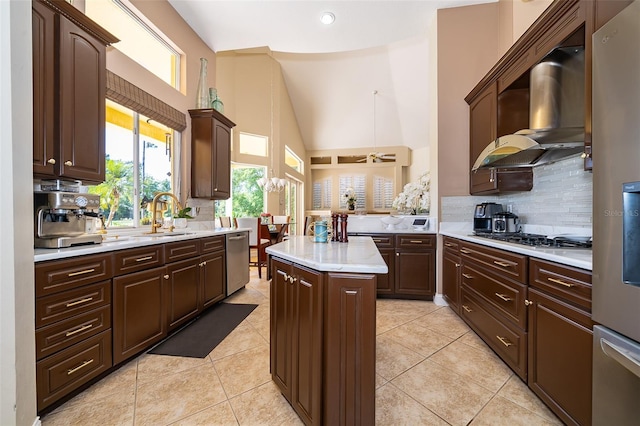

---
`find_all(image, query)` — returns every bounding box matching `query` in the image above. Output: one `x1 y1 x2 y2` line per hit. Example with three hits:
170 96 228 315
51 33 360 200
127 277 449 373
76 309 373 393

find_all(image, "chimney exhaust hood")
472 46 585 171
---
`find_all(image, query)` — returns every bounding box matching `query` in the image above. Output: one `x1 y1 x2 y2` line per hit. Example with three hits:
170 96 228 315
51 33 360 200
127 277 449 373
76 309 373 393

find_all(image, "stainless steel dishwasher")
226 231 250 295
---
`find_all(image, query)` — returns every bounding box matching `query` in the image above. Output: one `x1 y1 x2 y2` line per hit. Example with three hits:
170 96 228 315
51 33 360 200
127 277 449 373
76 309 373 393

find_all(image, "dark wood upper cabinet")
32 0 118 184
189 109 236 200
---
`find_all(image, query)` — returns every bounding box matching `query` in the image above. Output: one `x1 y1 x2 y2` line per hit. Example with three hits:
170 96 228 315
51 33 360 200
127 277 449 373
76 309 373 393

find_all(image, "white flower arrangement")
392 172 431 214
344 187 357 208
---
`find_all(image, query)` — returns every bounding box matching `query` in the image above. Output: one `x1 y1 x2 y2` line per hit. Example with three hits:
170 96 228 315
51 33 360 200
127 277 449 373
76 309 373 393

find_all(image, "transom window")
239 132 268 157
85 0 181 89
284 145 303 173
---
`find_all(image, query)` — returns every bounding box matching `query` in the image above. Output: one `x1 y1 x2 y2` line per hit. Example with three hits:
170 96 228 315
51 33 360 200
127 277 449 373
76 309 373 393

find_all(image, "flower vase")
196 58 209 108
348 204 355 211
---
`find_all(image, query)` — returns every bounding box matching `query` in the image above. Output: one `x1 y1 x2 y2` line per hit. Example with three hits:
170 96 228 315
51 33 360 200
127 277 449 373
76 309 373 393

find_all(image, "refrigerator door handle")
600 338 640 379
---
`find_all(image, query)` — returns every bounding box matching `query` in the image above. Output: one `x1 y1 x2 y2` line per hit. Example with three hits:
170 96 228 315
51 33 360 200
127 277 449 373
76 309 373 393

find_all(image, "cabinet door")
395 250 435 298
113 266 166 364
58 16 106 184
291 265 323 426
166 258 200 332
270 258 293 399
443 249 461 313
201 250 226 310
32 1 56 177
212 120 231 199
469 83 498 194
375 248 395 295
528 288 593 426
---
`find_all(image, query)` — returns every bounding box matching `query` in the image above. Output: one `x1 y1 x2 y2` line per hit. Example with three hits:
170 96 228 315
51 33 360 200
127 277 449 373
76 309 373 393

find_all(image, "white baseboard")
433 294 448 307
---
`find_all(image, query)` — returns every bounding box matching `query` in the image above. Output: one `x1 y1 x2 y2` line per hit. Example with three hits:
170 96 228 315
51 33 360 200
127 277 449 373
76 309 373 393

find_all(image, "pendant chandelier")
257 61 286 193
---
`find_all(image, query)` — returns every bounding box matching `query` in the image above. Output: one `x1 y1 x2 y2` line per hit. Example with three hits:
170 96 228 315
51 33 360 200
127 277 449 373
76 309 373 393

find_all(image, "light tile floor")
42 269 562 426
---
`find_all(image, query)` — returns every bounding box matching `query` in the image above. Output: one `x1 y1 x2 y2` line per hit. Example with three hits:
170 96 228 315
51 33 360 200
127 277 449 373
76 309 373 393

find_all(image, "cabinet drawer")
113 245 164 276
530 1 585 64
35 254 113 297
396 234 436 249
36 329 112 411
459 241 527 283
35 306 111 360
36 280 111 328
462 262 527 328
201 235 225 253
460 289 527 380
165 239 200 262
443 236 460 253
361 234 394 248
529 258 592 311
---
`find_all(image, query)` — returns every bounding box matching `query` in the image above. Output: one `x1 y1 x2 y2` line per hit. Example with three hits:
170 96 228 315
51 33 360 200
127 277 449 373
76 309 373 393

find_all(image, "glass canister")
196 58 209 108
211 89 224 114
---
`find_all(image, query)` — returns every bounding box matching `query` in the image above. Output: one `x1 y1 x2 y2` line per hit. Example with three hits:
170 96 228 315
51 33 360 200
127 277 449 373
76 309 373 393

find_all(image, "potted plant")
173 207 194 228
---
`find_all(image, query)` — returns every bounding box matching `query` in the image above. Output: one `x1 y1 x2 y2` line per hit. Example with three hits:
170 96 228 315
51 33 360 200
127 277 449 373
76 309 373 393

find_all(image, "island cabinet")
358 233 436 300
34 253 114 412
189 109 236 200
442 236 461 313
458 240 529 380
527 258 593 426
32 0 118 184
270 256 376 426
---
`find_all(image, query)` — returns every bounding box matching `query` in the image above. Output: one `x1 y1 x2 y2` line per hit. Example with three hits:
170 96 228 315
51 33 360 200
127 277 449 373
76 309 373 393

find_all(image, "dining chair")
273 215 290 239
235 217 270 278
219 216 232 228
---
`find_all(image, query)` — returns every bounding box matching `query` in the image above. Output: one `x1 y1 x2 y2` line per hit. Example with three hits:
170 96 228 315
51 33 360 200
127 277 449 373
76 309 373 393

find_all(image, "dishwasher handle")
600 337 640 379
228 234 247 241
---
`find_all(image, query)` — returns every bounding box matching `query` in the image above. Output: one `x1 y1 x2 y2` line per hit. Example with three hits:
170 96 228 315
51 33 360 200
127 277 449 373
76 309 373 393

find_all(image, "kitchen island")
266 236 387 426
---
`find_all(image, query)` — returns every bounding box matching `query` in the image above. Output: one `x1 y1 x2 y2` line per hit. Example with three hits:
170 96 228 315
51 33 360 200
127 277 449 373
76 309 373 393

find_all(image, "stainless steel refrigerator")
592 1 640 424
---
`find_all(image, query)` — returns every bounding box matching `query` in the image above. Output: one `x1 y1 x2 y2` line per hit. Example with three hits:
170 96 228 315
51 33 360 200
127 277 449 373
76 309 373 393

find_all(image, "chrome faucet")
149 192 183 234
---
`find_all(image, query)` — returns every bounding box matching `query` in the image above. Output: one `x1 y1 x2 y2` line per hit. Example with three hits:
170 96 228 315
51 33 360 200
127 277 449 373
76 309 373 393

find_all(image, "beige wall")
216 49 307 217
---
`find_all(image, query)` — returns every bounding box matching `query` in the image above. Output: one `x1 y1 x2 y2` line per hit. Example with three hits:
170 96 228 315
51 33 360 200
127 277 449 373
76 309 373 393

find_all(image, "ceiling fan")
358 90 396 163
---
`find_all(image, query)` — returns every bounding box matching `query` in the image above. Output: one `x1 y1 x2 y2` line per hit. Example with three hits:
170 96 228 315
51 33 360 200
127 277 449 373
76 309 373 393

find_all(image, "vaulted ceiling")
168 0 496 151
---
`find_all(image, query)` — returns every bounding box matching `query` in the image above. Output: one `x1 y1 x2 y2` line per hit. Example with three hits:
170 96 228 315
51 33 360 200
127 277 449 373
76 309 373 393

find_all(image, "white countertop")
34 228 249 263
266 236 389 274
439 229 592 271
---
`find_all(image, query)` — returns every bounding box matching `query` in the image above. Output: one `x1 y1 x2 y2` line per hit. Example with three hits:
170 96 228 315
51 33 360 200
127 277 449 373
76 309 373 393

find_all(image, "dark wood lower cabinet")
201 250 226 310
166 258 201 332
270 257 376 426
442 243 461 313
528 288 593 426
112 266 167 364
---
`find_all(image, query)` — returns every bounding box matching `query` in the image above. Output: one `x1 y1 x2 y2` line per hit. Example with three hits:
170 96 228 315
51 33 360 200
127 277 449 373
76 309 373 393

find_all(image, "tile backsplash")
441 156 592 229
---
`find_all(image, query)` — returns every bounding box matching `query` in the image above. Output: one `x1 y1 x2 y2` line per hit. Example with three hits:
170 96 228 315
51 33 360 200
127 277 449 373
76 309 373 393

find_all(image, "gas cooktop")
473 232 592 249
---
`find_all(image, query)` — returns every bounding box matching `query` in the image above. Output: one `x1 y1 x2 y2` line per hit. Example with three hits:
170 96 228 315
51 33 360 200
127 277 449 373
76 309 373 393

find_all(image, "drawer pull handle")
444 243 454 247
65 324 93 337
68 268 95 277
135 256 153 262
462 305 472 313
409 240 423 244
66 297 93 308
462 273 473 279
497 336 513 347
524 299 533 306
373 239 382 243
495 293 512 302
67 359 94 375
460 249 472 254
455 263 461 268
548 277 574 288
493 261 511 268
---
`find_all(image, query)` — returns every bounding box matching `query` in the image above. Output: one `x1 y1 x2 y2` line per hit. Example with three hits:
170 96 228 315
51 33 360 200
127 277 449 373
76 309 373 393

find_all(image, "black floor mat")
148 302 258 358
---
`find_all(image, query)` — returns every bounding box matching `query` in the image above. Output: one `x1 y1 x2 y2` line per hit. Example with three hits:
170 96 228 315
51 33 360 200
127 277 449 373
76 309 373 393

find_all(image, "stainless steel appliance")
491 211 520 233
592 2 640 423
473 232 592 249
226 231 250 296
473 202 503 233
34 190 103 248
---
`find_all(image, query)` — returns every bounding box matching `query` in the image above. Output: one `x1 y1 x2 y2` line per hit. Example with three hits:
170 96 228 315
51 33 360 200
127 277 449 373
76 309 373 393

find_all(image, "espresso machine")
34 187 104 248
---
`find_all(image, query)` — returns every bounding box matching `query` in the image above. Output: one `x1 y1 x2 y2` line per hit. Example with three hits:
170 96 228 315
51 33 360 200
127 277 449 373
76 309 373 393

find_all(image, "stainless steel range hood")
473 46 585 170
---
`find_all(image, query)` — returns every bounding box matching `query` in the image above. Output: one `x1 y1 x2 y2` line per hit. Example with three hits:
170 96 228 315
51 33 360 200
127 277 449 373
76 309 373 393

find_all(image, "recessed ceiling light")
320 12 335 25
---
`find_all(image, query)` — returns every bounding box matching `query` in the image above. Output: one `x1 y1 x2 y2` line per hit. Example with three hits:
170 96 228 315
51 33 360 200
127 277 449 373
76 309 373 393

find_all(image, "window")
284 146 303 173
312 178 332 209
373 175 395 209
85 0 181 89
88 100 173 228
239 133 268 157
339 175 366 209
